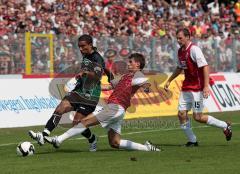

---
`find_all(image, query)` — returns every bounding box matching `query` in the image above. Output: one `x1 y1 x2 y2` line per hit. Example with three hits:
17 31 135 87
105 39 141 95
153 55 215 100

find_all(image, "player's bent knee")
178 111 186 117
55 108 69 115
193 116 200 122
55 105 72 114
193 113 203 122
109 139 120 149
178 111 187 120
109 141 120 149
80 119 88 127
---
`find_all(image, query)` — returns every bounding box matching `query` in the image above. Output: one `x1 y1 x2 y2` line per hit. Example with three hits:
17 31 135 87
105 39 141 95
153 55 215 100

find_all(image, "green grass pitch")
0 111 240 174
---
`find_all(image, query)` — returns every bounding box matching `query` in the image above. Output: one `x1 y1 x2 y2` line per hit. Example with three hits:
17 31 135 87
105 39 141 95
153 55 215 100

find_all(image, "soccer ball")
16 142 35 157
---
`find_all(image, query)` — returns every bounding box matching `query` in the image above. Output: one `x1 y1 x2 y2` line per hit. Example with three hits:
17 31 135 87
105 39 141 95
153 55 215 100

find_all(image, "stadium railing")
0 33 239 76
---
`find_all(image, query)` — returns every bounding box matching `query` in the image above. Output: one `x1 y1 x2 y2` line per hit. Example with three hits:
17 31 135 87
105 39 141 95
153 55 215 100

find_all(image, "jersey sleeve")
131 71 148 86
95 53 106 70
93 63 103 79
190 45 208 68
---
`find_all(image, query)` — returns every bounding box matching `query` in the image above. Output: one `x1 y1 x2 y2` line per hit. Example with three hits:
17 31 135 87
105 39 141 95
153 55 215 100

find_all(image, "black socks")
81 128 96 143
45 113 61 132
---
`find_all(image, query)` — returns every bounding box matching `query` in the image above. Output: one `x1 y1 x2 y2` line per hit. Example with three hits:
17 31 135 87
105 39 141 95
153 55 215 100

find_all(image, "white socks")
207 115 227 129
180 116 228 143
180 121 197 143
43 128 50 136
119 139 149 151
57 123 87 144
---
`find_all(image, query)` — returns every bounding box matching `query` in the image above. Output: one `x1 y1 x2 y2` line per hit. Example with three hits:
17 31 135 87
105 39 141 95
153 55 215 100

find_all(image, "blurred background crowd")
0 0 240 75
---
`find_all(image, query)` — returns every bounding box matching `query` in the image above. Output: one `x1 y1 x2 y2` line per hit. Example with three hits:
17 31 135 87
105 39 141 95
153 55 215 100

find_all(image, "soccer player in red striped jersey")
164 28 232 147
45 53 160 151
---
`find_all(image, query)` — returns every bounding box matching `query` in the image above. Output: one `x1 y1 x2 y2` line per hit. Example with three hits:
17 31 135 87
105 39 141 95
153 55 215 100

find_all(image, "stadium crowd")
0 0 240 74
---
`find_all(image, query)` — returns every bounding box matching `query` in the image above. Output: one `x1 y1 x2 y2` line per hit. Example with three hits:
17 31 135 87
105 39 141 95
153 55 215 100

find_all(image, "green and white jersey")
73 50 105 106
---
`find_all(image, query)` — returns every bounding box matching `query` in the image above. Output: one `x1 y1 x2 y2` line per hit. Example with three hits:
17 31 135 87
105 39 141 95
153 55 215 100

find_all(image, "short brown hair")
176 28 191 38
128 53 145 70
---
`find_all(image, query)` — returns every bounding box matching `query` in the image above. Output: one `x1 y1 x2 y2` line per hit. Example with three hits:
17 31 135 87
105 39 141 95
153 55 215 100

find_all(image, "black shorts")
63 92 97 116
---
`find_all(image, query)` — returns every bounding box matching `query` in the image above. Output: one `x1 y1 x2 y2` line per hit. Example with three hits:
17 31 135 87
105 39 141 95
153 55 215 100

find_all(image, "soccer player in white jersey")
164 28 232 147
45 53 160 151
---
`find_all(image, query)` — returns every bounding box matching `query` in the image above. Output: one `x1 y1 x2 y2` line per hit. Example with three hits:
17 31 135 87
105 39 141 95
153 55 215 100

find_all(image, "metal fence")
0 33 239 75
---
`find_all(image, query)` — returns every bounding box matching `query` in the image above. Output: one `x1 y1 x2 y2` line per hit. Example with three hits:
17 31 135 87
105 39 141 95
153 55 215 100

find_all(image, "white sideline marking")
0 123 237 147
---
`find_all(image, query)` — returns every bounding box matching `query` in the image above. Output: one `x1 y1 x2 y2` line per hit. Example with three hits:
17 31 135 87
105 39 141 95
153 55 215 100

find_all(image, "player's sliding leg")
45 122 87 148
45 115 99 149
119 139 160 151
29 115 97 149
108 129 160 151
45 112 160 152
193 113 232 141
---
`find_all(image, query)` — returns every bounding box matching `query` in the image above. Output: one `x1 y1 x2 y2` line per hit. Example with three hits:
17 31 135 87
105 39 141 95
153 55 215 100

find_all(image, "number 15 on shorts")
194 101 200 109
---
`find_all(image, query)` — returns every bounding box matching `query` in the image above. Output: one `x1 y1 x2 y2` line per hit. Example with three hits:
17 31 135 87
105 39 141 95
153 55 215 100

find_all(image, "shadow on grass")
155 143 183 147
36 148 119 154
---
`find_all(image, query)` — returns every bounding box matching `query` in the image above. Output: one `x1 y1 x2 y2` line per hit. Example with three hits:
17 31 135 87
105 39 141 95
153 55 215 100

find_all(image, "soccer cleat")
44 136 60 148
185 141 199 147
144 141 160 151
223 122 232 141
28 130 45 145
89 137 98 152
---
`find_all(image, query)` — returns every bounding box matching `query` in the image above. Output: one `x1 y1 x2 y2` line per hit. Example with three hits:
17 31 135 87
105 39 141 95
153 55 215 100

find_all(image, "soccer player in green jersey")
29 34 113 151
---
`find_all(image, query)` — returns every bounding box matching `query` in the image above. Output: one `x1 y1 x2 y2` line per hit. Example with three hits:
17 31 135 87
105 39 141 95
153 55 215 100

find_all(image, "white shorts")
93 104 125 134
178 91 204 113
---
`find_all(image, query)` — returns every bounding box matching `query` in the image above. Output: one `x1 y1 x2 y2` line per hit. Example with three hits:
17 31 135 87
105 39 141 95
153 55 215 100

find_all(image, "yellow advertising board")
100 74 185 119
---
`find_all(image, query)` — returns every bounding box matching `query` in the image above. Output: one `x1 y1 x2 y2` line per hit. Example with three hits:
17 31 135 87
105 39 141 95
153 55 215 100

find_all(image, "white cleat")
28 130 45 145
89 137 98 152
144 141 160 151
44 136 60 148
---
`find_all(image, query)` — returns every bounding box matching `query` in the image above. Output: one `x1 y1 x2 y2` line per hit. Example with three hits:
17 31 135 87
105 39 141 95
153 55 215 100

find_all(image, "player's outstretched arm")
202 65 210 98
104 68 114 83
164 67 183 91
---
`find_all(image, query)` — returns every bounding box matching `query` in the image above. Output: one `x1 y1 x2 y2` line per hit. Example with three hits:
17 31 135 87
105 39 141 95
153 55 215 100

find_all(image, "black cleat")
185 141 199 147
44 136 60 148
144 141 161 151
223 122 232 141
28 130 45 145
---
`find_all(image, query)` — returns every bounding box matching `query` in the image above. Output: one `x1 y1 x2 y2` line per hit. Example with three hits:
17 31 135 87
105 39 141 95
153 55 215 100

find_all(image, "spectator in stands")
0 0 239 74
234 0 240 24
105 49 117 72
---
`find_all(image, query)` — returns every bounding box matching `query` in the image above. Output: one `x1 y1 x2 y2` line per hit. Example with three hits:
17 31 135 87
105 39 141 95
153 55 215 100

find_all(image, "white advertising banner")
0 78 63 128
205 73 240 112
0 73 239 128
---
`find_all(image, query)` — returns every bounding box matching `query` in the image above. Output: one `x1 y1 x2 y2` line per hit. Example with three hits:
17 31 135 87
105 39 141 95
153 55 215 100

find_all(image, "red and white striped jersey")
108 71 148 110
177 42 208 91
